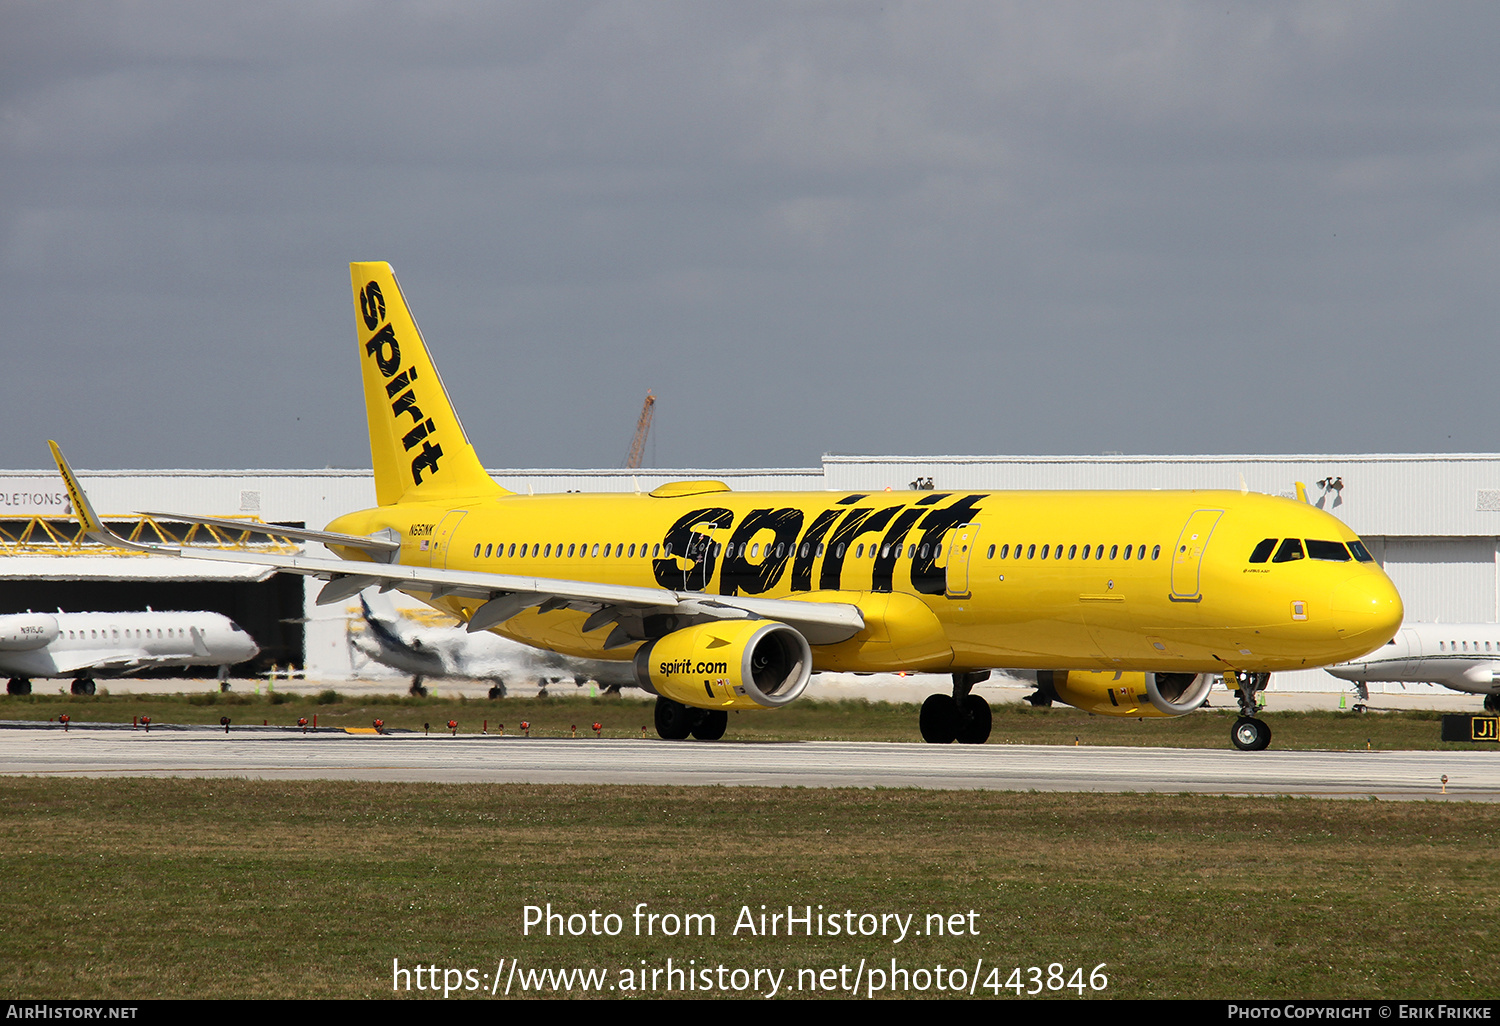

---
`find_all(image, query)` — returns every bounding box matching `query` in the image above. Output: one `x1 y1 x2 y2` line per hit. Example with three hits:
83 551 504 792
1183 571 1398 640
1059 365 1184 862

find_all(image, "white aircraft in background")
1325 623 1500 713
349 591 637 698
0 610 260 695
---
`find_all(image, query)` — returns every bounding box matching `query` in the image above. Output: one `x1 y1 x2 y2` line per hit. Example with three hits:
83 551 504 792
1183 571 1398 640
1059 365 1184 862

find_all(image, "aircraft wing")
50 442 865 648
47 652 155 676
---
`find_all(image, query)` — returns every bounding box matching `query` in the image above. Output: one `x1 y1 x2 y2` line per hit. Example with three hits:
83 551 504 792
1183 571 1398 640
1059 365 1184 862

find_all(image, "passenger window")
591 543 600 557
473 543 481 558
1109 544 1118 560
986 544 995 559
1027 544 1036 559
568 544 576 557
1139 545 1149 560
1248 539 1277 563
1040 544 1049 559
854 544 862 558
627 543 635 558
1272 539 1305 563
484 543 492 558
1054 544 1063 559
1068 545 1077 559
653 544 661 557
543 544 551 557
999 544 1009 559
1080 545 1089 560
1151 545 1160 560
908 544 916 559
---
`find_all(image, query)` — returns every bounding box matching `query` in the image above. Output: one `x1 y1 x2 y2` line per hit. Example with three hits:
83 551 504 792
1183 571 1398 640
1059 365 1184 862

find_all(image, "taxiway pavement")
2 728 1495 799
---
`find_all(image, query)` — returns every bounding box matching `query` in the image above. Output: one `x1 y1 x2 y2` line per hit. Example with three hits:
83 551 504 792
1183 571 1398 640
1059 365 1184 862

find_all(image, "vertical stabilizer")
350 262 506 506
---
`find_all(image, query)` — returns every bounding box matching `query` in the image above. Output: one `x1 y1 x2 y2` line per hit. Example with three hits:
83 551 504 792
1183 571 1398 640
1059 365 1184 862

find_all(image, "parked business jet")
46 262 1403 748
350 591 637 697
1 609 260 694
1325 623 1500 712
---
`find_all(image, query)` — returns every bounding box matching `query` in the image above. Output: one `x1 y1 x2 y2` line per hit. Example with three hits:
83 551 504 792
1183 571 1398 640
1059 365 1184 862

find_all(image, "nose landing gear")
1227 670 1272 751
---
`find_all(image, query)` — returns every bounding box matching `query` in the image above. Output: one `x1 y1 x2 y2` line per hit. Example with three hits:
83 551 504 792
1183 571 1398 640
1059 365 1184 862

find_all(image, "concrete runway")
3 727 1497 799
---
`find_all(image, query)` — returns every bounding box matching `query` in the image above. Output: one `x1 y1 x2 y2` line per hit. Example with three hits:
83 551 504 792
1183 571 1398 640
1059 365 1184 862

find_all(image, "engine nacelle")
633 619 812 710
0 613 60 652
1048 670 1215 718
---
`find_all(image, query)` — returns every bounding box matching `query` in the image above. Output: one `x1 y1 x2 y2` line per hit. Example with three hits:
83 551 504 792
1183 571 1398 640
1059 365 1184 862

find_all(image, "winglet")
49 441 109 543
48 442 176 553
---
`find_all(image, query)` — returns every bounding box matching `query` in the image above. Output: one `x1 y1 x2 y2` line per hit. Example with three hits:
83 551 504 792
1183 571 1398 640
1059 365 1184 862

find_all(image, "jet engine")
0 613 60 651
1047 669 1215 717
633 619 812 710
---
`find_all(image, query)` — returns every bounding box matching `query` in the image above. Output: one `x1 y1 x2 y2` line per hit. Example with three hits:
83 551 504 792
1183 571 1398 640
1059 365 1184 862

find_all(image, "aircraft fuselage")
327 485 1401 677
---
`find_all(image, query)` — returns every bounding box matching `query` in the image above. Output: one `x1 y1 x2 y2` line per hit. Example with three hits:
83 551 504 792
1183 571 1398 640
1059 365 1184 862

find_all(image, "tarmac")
27 671 1483 713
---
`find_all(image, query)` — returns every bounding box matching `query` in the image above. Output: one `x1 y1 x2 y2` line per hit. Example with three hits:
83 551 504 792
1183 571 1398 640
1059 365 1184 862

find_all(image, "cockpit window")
1272 538 1305 563
1306 540 1351 562
1248 538 1277 563
1347 540 1374 563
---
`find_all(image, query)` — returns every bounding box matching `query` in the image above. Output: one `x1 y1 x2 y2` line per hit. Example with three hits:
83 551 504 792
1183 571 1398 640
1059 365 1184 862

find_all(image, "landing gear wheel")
654 697 695 740
487 684 507 700
408 676 428 698
956 695 992 744
70 679 96 696
1485 694 1500 714
1231 716 1272 752
691 710 728 741
7 678 31 696
920 694 959 744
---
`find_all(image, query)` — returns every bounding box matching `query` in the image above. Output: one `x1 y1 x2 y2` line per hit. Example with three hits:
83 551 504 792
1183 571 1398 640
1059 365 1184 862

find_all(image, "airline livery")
48 262 1403 749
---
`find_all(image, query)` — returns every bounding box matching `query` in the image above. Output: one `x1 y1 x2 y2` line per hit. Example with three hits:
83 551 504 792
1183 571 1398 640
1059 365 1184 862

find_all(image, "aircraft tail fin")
350 262 506 506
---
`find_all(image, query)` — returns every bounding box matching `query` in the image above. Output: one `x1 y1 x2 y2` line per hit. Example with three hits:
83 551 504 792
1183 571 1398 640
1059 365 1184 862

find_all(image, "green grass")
0 690 1483 750
0 779 1494 999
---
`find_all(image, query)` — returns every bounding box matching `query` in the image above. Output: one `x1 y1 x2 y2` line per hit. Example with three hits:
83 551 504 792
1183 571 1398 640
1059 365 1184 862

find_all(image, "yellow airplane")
48 262 1403 750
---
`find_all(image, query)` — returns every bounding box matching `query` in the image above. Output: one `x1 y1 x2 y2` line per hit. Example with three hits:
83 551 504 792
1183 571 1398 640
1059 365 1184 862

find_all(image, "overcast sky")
5 2 1498 471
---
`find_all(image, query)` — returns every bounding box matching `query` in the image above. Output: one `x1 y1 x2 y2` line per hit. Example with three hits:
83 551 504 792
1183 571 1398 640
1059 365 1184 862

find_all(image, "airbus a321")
47 262 1403 748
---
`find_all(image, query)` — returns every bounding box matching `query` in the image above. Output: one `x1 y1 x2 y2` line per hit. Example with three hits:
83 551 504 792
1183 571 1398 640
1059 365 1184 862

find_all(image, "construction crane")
625 391 656 470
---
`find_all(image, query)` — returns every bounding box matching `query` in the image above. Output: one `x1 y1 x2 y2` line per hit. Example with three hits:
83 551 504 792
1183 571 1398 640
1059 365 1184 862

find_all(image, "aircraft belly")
0 650 64 676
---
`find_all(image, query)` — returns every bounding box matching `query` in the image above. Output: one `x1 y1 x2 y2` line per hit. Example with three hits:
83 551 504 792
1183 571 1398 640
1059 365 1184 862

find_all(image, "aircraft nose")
1330 571 1403 645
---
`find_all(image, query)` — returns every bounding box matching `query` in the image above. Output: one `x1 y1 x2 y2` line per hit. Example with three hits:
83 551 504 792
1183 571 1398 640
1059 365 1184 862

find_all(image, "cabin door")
1170 509 1223 601
427 510 467 569
945 523 979 598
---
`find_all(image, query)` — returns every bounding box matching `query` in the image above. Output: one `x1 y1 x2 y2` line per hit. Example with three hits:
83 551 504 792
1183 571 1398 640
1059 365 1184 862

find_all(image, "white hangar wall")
5 455 1499 694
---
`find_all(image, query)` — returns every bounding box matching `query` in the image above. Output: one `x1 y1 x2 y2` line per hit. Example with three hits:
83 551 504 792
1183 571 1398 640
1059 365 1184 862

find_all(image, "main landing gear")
70 678 96 696
7 678 31 696
1484 694 1500 714
487 679 508 700
408 675 428 698
653 697 728 741
1227 670 1272 751
919 671 992 744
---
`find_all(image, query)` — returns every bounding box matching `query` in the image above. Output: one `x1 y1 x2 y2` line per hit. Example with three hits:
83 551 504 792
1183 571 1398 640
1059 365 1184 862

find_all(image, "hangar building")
3 453 1495 694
